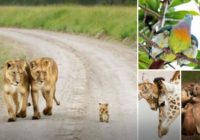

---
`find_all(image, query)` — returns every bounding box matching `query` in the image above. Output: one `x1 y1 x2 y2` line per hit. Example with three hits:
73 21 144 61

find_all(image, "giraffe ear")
105 103 108 107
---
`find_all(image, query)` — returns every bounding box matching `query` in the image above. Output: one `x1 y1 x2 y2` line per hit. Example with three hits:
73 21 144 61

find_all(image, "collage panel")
138 70 181 140
182 71 200 140
138 0 200 70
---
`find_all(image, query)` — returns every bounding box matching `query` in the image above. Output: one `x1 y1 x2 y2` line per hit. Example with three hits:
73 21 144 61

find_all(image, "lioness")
30 57 60 119
3 60 30 122
99 103 109 123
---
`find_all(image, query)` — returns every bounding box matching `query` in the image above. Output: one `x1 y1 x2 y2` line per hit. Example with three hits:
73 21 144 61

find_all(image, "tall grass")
0 5 136 41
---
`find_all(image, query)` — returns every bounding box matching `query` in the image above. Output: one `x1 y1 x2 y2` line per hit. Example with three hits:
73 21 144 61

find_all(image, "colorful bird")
177 34 198 67
149 15 193 69
169 14 193 54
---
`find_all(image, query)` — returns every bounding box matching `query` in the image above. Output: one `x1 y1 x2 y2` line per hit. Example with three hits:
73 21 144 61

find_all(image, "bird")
177 34 198 67
169 14 193 54
148 14 193 69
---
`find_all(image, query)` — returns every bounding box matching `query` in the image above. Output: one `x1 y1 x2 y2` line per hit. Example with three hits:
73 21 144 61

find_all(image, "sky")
165 0 200 70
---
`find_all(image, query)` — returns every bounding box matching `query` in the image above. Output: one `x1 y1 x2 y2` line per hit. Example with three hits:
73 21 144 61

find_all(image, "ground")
0 28 137 140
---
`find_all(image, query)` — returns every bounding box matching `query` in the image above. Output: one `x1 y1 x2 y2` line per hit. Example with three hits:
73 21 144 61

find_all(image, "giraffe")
157 79 181 137
138 81 159 111
138 71 181 137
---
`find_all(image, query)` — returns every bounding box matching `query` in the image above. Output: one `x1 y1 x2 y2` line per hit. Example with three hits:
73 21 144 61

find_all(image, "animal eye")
12 71 16 75
160 102 165 107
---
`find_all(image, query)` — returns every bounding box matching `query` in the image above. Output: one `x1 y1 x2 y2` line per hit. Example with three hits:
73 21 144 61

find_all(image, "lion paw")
8 117 16 122
43 108 52 116
32 113 41 120
16 111 26 118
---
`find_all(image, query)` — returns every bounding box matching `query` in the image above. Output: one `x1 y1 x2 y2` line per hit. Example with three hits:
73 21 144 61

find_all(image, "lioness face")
30 60 50 85
4 60 26 86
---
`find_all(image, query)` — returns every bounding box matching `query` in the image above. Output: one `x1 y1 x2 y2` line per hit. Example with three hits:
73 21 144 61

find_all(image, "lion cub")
3 60 30 122
99 103 109 123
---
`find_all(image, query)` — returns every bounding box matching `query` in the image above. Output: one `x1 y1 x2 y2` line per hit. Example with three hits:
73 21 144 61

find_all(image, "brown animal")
181 89 192 107
138 81 159 110
99 103 109 123
182 103 196 135
30 57 60 119
3 60 30 122
170 71 180 84
182 84 200 135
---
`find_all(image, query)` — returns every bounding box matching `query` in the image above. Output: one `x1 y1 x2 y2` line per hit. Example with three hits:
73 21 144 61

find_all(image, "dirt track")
0 28 137 140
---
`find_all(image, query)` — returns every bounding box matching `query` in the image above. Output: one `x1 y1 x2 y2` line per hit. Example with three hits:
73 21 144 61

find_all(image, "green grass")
0 5 136 42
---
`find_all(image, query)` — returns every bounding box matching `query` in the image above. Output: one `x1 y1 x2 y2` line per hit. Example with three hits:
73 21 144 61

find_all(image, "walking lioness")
30 57 60 119
3 60 30 122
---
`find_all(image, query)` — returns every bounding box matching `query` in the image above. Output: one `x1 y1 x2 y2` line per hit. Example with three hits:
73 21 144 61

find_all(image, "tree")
139 0 200 69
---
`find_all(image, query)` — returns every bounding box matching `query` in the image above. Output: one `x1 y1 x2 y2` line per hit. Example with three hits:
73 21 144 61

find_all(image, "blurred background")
0 0 136 45
0 0 136 5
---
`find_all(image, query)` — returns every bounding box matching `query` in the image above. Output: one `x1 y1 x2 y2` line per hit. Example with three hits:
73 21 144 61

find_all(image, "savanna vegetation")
0 6 136 42
0 0 135 5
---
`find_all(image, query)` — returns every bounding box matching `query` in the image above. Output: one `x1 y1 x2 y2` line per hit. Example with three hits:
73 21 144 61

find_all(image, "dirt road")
0 28 137 140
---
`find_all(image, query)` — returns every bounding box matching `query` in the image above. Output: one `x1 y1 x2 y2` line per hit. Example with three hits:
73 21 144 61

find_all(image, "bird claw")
149 41 158 47
163 47 171 54
176 53 185 59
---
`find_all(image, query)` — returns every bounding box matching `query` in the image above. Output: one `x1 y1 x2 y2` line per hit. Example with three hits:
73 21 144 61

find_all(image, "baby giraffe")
99 103 109 123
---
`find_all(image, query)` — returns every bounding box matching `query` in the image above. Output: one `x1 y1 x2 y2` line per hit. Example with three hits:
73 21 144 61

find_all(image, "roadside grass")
0 5 136 42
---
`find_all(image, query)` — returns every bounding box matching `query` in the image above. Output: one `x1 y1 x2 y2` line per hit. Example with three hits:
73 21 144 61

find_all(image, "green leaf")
140 0 160 12
139 50 152 69
166 10 200 19
169 0 191 8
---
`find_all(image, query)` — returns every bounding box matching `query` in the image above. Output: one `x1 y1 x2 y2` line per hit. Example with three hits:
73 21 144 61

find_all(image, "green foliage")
0 5 136 41
0 0 136 5
139 50 153 69
169 0 191 8
139 0 200 69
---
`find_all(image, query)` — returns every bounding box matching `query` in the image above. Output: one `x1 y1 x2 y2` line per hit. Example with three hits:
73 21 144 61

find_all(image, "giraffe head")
138 81 159 111
170 71 180 85
157 80 180 138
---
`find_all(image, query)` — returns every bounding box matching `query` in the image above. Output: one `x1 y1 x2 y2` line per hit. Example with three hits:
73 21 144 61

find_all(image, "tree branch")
139 32 200 65
139 4 161 19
